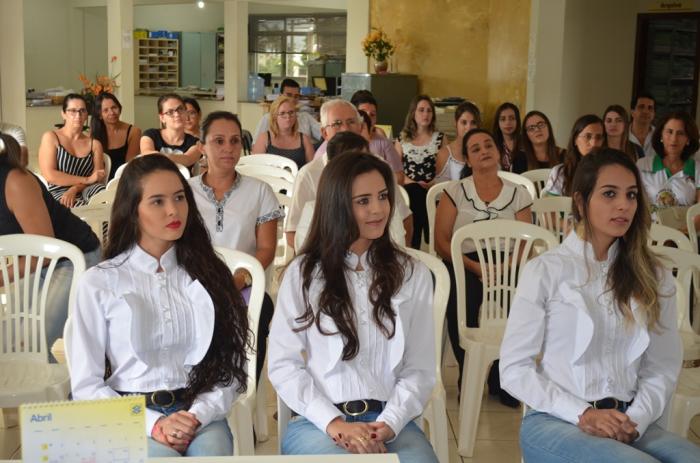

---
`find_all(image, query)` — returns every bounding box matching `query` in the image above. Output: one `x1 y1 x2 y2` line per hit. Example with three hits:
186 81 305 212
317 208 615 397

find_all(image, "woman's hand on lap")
578 408 638 443
368 421 395 442
327 417 387 454
159 411 201 449
59 187 78 208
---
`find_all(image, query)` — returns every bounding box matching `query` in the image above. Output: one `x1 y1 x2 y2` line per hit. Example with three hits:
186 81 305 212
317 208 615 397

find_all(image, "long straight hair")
602 105 637 162
492 102 522 156
296 152 410 360
572 148 662 330
522 110 561 170
90 92 123 150
105 155 250 402
557 114 603 196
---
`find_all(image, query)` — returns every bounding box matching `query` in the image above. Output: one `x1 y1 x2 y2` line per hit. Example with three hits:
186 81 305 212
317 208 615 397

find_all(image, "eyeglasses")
162 106 186 117
65 108 87 116
525 121 546 132
325 118 360 131
277 110 297 118
578 133 604 142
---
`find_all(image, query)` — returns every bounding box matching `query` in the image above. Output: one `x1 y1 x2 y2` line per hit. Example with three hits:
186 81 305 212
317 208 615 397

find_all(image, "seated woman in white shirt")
268 152 438 462
68 154 250 458
542 114 605 197
500 148 700 462
189 110 283 382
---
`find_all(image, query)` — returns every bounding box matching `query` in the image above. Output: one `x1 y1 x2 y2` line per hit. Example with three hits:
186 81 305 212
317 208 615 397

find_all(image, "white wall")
24 0 74 90
83 7 109 81
133 3 224 31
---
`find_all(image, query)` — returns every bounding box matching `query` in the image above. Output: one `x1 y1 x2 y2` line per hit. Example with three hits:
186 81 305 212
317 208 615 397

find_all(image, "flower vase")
374 60 389 74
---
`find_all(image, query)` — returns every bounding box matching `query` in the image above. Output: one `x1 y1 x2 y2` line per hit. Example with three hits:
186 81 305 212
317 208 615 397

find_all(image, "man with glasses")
253 79 322 144
629 92 656 159
285 99 365 249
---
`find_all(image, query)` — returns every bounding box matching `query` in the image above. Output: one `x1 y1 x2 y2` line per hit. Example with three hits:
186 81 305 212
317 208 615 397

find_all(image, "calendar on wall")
20 396 147 463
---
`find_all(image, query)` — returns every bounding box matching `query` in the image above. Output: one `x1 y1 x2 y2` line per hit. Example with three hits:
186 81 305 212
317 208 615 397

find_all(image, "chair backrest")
497 171 537 200
71 204 112 247
687 203 700 254
521 168 551 198
450 220 558 329
403 248 450 379
112 163 127 181
236 163 296 185
102 153 112 184
650 245 700 335
0 234 86 362
238 153 299 178
426 181 454 256
87 187 117 206
106 177 119 192
531 196 572 243
648 223 694 251
177 163 191 179
213 246 266 406
397 184 410 208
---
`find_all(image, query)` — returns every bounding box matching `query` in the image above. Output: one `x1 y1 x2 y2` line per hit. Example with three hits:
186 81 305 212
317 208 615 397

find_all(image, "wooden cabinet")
633 13 700 119
136 38 179 93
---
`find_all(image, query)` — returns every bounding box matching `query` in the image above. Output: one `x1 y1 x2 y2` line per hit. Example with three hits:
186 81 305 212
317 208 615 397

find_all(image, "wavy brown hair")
572 148 662 330
104 154 250 403
557 114 603 196
400 94 436 141
296 152 411 360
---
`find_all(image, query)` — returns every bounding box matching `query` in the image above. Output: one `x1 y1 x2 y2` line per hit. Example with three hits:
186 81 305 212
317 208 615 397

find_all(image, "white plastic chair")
71 203 112 248
397 184 410 209
101 153 112 185
687 203 700 254
112 162 127 181
0 234 86 410
276 249 451 463
497 171 537 201
651 246 700 437
426 181 455 256
86 187 116 206
237 163 295 185
451 220 558 457
274 192 293 267
521 168 551 198
238 153 299 178
531 196 572 243
214 247 266 455
648 223 694 251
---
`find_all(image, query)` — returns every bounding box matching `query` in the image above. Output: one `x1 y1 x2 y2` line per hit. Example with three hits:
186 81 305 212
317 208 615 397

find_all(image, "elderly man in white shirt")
253 78 322 144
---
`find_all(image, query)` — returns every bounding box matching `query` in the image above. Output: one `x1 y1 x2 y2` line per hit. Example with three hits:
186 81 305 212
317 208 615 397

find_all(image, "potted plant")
362 28 395 74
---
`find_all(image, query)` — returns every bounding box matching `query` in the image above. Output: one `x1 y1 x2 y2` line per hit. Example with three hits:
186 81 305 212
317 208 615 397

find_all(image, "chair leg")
426 394 450 463
254 358 270 442
668 395 695 438
230 402 255 455
458 344 489 457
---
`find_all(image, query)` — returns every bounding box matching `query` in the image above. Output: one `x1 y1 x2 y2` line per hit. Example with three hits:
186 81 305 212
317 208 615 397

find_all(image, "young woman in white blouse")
500 148 700 462
69 155 250 457
268 152 438 462
189 110 283 382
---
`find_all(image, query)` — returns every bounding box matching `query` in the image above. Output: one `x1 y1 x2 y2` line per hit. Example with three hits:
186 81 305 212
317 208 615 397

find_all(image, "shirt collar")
128 244 179 274
651 154 696 178
562 230 619 267
198 171 241 204
345 249 369 271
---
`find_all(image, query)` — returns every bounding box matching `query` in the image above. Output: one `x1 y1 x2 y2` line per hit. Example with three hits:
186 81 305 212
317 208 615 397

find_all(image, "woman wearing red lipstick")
269 152 438 462
68 155 250 457
501 148 700 462
434 128 532 407
190 110 283 383
636 111 700 223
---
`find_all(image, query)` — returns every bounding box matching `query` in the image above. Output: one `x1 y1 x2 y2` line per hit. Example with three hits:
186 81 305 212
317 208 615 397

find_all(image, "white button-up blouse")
68 245 237 435
268 251 436 437
500 232 681 438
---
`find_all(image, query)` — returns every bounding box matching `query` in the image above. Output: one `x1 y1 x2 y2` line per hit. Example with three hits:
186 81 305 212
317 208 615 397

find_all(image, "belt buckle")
593 398 618 410
151 390 176 408
342 400 369 417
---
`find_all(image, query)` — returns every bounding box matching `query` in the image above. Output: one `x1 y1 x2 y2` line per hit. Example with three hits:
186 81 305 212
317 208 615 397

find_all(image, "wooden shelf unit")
136 38 180 92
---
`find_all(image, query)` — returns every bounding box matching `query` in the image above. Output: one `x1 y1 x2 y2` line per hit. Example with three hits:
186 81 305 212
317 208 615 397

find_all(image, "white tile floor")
2 364 700 462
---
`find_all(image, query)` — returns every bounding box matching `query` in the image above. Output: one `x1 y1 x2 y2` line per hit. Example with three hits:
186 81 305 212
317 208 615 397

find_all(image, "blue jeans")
43 247 101 361
281 411 438 463
521 410 700 462
147 402 233 457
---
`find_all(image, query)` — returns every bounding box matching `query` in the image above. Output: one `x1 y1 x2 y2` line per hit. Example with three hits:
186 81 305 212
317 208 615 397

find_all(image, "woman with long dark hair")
603 105 641 162
90 92 141 179
521 110 564 171
68 155 250 457
501 148 700 462
435 101 480 182
38 93 106 207
269 152 438 462
493 102 526 173
543 114 604 196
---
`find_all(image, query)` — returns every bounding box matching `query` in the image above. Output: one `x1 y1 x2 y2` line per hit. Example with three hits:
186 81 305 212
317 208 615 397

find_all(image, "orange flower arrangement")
79 56 120 96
